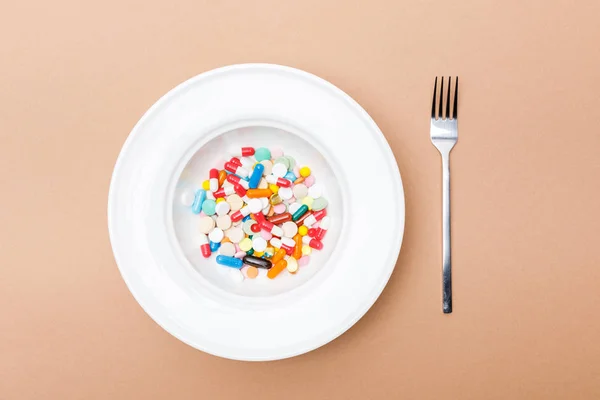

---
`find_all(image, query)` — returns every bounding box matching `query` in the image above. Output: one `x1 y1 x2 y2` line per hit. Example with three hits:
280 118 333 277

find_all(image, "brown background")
2 0 600 398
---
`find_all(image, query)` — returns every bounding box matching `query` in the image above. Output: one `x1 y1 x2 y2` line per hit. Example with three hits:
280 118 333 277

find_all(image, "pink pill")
304 175 316 187
270 147 284 158
273 203 286 214
298 256 310 266
260 229 273 241
293 165 300 177
234 251 246 259
235 244 241 252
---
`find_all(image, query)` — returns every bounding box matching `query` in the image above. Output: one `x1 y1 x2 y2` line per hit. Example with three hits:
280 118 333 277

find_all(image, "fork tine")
431 77 438 119
453 77 458 119
446 77 451 120
439 77 444 120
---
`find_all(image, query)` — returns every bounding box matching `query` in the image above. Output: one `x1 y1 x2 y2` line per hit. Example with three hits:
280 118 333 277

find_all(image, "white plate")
108 64 405 361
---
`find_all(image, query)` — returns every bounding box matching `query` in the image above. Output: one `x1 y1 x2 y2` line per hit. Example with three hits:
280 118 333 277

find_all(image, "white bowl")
108 64 405 360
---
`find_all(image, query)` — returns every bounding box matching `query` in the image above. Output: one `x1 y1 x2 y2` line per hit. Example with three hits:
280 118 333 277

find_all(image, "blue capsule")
284 172 297 182
248 163 264 189
191 189 206 214
242 215 251 222
210 241 221 252
216 255 243 269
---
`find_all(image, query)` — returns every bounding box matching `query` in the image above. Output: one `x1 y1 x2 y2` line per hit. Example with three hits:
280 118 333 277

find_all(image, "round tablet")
219 242 236 257
248 198 263 213
242 220 257 235
252 237 268 252
286 256 299 273
260 197 269 208
226 227 245 243
180 188 196 206
272 163 288 178
292 184 308 199
304 175 316 187
208 228 224 243
239 237 253 251
288 202 302 215
302 245 312 255
216 215 232 230
198 217 216 234
282 221 298 238
261 230 273 241
258 178 268 189
279 187 293 200
312 197 328 211
273 203 287 214
226 194 243 211
302 196 314 209
215 201 231 216
285 155 296 171
308 183 323 199
274 156 290 170
202 199 217 216
254 147 271 162
245 266 259 279
260 160 273 176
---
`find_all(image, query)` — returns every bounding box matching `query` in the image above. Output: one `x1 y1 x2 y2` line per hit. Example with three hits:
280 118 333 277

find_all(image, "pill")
255 213 284 237
266 175 292 188
298 225 308 236
206 190 215 200
269 193 282 206
271 248 286 264
274 156 290 169
307 183 323 199
245 266 259 279
299 166 311 177
284 172 297 182
210 241 221 252
295 210 312 226
252 237 268 252
293 165 300 177
181 188 196 206
234 251 246 259
243 255 272 269
269 184 279 195
279 187 293 200
268 212 292 224
224 162 249 178
250 223 261 233
293 234 303 259
282 221 299 238
239 237 253 251
298 256 310 266
226 194 244 211
248 163 265 189
229 157 242 167
302 208 326 227
227 174 250 189
267 259 288 279
208 228 224 243
302 197 314 209
246 188 273 198
288 202 302 215
302 245 312 255
270 238 282 249
294 177 305 185
254 147 271 162
272 163 288 178
258 178 268 189
242 219 257 235
312 197 328 211
261 197 270 208
254 251 264 257
202 199 217 215
216 255 243 269
216 215 232 230
239 157 254 169
231 205 251 222
261 229 273 241
302 236 323 250
260 160 273 176
286 256 299 273
242 147 255 156
285 156 296 170
248 198 263 213
200 234 211 258
215 201 231 216
208 169 219 192
202 180 210 191
218 170 227 187
273 203 287 214
219 242 236 257
192 189 206 214
292 204 309 221
293 184 308 199
214 184 246 198
226 227 245 243
304 175 316 187
199 216 216 234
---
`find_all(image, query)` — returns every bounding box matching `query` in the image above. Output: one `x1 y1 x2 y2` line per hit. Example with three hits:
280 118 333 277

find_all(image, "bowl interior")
172 126 343 297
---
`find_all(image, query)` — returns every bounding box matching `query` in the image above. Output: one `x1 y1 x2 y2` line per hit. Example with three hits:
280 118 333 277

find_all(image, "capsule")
239 157 255 169
191 189 206 214
269 237 282 249
302 236 323 250
218 170 227 187
231 206 251 222
242 147 255 156
256 217 283 237
224 161 249 178
266 175 291 188
246 188 273 198
293 234 303 259
209 169 219 192
291 204 309 221
302 208 327 227
216 255 243 269
248 163 265 189
214 184 246 198
267 259 288 279
269 193 282 205
268 212 292 224
229 157 242 167
281 237 295 255
210 240 221 252
243 255 272 269
200 234 211 258
295 210 312 226
271 248 286 264
250 223 261 233
226 174 249 189
315 216 330 240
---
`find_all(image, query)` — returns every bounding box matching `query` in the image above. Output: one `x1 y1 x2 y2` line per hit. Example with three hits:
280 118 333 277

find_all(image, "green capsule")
291 204 309 221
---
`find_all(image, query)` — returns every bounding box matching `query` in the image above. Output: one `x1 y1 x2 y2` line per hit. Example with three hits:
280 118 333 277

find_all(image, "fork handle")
442 154 452 313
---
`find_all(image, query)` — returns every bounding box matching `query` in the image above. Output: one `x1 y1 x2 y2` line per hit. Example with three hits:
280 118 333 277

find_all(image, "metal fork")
430 76 458 314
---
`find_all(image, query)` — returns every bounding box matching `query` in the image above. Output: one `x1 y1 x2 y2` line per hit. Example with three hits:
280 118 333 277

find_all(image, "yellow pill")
254 251 264 257
302 196 314 209
300 166 311 177
298 226 308 236
302 245 312 255
269 184 279 194
216 198 225 203
202 180 210 190
239 238 253 252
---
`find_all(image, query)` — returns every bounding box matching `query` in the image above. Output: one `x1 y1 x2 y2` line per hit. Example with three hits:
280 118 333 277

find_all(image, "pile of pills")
180 146 330 281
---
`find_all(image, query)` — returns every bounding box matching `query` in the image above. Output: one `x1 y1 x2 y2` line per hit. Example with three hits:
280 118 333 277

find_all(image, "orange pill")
221 237 231 244
294 177 305 184
267 259 288 279
267 205 275 217
218 170 227 187
293 234 303 259
246 266 258 279
271 248 286 264
246 188 273 198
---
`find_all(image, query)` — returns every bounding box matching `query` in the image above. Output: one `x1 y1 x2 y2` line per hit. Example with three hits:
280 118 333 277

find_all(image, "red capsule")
308 228 318 238
224 162 249 178
267 212 292 224
200 234 211 258
302 236 323 250
266 175 291 188
231 206 251 222
250 223 261 233
241 147 255 156
209 168 219 192
229 157 242 167
281 237 295 255
226 174 249 189
315 216 330 240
